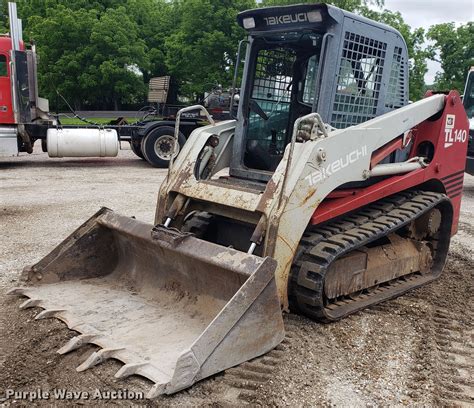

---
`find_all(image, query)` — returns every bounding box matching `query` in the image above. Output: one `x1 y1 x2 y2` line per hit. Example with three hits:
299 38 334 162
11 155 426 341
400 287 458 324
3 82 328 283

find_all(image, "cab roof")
0 35 25 52
237 3 403 38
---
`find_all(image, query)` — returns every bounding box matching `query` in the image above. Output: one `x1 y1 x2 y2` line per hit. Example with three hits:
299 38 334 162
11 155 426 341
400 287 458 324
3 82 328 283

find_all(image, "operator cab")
231 4 409 182
242 31 323 172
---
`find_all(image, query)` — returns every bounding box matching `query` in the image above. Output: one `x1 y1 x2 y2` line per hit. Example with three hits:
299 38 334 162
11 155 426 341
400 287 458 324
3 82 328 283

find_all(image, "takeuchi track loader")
9 3 469 398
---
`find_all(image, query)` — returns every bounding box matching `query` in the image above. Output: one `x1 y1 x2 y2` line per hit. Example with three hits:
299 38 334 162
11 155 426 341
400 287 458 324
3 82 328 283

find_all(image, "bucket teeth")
114 362 148 379
76 347 125 372
35 309 65 320
147 383 167 399
57 334 98 355
70 324 100 335
19 299 42 310
6 287 27 296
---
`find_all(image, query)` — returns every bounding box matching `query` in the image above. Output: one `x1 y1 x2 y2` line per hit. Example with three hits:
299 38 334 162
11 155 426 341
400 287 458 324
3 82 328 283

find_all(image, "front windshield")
463 71 474 119
244 32 323 171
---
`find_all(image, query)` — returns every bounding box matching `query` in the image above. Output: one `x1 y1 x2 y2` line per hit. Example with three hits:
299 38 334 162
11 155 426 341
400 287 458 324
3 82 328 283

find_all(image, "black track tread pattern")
289 190 451 323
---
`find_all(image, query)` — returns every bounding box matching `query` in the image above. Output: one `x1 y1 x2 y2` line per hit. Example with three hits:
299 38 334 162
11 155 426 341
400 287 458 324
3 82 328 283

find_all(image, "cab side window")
0 54 7 76
302 55 319 105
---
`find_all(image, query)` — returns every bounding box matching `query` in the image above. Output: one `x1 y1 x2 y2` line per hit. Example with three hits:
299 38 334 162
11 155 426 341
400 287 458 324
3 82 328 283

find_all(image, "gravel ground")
0 146 473 407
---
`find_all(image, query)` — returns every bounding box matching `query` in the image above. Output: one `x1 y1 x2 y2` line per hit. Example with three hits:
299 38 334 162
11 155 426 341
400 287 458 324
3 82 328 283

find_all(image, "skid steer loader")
9 3 469 398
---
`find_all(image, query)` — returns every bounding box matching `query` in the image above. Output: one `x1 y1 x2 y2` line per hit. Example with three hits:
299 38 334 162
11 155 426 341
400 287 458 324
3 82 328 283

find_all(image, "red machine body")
313 91 469 235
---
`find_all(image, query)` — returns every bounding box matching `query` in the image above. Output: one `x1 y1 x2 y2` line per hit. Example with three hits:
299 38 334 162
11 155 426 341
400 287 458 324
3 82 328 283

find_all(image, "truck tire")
130 141 145 160
141 126 186 168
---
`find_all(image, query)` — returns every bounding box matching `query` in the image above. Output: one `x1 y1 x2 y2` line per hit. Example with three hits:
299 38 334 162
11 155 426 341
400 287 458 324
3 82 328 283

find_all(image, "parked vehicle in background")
0 3 216 168
462 66 474 175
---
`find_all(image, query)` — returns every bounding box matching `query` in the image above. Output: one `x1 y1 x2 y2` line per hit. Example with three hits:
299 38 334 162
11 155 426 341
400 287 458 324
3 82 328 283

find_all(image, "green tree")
260 0 383 12
15 0 127 17
427 22 474 92
164 0 256 98
0 1 7 31
359 7 430 101
25 6 98 109
123 0 175 82
87 6 148 109
21 2 149 109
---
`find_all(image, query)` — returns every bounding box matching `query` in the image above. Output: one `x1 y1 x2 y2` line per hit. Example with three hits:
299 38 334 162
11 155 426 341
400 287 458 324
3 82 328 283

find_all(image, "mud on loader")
8 3 469 398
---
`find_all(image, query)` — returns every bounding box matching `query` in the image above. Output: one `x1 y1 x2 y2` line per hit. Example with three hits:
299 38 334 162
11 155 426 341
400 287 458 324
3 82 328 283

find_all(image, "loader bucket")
8 208 285 398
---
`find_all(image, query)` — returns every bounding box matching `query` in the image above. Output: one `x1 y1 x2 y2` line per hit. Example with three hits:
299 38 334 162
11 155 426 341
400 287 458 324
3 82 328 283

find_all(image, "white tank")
47 128 119 158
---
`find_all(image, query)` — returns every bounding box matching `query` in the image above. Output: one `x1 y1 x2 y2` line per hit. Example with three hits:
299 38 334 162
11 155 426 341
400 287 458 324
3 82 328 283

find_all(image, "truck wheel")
130 141 145 160
141 126 186 168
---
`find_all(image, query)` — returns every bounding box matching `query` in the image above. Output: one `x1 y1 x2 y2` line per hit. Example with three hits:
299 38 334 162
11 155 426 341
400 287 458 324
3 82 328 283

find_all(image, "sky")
375 0 474 84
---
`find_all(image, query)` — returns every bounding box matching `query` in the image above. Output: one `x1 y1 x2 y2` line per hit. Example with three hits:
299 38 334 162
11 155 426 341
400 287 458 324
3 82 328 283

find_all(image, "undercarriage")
289 190 452 321
183 190 453 322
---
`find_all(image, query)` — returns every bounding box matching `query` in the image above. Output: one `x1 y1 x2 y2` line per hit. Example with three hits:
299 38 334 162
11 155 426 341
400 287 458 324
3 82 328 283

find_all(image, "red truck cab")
0 36 26 125
0 36 15 124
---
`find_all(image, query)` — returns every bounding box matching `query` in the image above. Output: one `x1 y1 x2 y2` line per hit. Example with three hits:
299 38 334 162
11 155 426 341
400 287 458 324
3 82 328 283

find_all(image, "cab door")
0 53 15 124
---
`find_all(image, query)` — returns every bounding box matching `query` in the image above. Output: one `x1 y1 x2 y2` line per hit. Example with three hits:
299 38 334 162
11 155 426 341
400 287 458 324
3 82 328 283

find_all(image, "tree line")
0 0 472 110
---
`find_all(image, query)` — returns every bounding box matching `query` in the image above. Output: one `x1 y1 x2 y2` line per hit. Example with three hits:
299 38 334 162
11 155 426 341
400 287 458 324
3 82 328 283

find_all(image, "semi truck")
0 2 210 167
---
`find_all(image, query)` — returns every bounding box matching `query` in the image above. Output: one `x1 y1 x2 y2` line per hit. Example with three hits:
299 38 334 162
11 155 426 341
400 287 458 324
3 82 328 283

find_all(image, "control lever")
269 129 277 155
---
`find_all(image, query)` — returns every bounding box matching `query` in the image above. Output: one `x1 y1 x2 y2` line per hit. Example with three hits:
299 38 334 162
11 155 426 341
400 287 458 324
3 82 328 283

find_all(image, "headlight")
243 17 256 29
307 10 322 22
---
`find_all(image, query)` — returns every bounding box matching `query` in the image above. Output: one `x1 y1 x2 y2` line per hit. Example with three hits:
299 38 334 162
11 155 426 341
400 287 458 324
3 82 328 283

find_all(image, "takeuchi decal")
264 13 309 26
305 146 368 186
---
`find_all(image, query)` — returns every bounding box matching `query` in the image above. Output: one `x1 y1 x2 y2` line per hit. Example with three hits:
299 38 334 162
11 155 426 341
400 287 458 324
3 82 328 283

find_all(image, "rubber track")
289 190 452 322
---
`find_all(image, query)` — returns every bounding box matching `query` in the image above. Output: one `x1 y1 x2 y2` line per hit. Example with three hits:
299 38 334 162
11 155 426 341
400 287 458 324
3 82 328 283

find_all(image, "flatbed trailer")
1 101 207 167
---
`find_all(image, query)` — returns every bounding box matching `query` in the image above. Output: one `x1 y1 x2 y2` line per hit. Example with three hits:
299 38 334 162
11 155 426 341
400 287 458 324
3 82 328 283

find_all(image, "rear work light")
243 17 256 29
307 10 322 23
